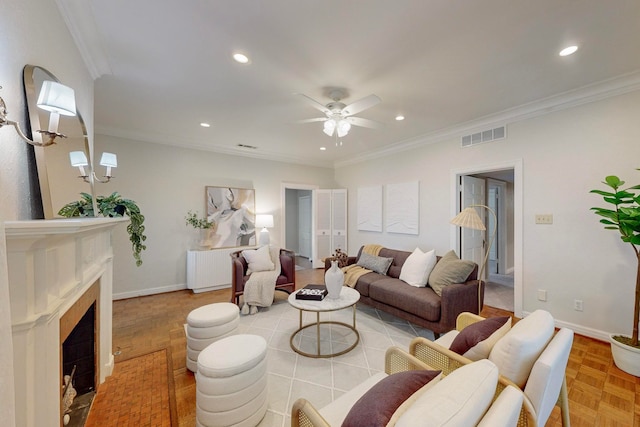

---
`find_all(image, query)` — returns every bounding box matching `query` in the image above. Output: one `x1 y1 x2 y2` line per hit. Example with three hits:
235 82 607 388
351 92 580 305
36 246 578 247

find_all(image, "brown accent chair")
230 248 296 305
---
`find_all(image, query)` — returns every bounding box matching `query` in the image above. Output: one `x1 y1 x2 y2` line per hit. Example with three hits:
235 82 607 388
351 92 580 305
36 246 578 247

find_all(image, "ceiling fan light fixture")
323 118 336 136
337 119 351 138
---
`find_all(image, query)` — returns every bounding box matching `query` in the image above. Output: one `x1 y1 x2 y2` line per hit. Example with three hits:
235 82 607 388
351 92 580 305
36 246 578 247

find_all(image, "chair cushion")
395 359 499 427
399 248 438 287
341 370 441 427
477 385 524 427
489 309 555 387
449 316 511 361
241 245 274 274
428 250 476 296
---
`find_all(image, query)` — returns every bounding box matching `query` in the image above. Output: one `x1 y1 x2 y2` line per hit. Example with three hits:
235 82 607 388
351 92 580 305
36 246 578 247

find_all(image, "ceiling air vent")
237 144 258 149
461 125 506 147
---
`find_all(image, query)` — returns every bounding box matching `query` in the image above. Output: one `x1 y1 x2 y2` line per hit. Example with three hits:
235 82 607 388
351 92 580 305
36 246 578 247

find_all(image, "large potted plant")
59 192 147 266
590 170 640 376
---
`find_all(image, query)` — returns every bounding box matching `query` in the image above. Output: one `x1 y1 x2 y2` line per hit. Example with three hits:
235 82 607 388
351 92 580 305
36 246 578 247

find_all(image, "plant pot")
609 334 640 376
324 260 344 299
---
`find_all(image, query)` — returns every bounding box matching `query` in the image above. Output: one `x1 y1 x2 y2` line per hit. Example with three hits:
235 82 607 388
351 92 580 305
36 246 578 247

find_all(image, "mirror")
23 64 93 218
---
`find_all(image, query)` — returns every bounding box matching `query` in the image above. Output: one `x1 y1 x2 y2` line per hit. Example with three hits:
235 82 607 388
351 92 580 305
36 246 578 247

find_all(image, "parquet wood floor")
103 269 640 426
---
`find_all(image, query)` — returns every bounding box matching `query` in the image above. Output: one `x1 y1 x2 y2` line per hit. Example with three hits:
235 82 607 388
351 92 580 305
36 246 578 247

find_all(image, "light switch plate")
535 214 553 224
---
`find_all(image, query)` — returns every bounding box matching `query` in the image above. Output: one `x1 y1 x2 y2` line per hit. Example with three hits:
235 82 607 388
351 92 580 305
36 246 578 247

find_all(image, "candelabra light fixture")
70 151 118 183
0 81 76 146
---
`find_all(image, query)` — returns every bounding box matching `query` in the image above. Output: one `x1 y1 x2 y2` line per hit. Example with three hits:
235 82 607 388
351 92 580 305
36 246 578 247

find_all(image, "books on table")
295 284 328 301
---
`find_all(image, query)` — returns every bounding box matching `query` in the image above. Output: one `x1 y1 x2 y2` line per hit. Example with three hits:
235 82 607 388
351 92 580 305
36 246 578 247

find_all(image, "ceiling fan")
296 88 382 139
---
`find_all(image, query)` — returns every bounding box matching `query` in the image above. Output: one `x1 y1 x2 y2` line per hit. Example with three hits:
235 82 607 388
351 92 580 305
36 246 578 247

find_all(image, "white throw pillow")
399 248 437 287
241 245 275 274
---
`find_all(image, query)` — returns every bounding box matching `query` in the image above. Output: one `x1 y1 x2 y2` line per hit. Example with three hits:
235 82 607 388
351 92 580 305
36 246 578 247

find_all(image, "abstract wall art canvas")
357 185 383 232
205 186 256 248
385 181 419 235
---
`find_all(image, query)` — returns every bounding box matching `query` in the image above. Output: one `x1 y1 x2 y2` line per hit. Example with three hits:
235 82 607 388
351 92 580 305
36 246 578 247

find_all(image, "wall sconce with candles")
70 150 118 183
0 81 76 146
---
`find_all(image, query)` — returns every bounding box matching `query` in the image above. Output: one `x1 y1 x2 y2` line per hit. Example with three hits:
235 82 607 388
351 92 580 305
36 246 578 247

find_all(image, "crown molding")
55 0 112 80
335 70 640 168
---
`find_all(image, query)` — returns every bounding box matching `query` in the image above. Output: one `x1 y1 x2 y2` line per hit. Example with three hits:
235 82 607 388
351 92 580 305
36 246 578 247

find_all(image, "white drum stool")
186 302 240 372
196 334 268 427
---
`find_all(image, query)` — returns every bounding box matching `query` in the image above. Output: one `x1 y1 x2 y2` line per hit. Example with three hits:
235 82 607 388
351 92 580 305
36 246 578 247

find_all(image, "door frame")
451 159 523 317
281 182 319 266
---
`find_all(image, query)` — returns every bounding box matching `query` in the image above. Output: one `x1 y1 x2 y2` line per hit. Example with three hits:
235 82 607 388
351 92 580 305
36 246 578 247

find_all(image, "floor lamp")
450 204 497 314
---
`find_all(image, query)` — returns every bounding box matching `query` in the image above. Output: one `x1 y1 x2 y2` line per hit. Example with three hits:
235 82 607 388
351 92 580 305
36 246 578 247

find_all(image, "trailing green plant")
59 192 147 266
185 210 215 229
590 170 640 348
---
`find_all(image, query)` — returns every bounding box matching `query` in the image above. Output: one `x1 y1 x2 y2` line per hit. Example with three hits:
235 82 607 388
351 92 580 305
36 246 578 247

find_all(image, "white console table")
187 248 249 293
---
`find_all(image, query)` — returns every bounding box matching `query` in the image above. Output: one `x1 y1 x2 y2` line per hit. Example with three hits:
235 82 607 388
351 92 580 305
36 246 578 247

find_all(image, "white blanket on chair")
242 246 281 313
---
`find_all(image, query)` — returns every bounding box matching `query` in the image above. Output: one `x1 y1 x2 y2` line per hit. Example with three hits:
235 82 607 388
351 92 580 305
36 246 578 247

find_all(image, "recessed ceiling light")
320 147 326 151
559 45 578 57
200 122 211 128
395 115 405 121
233 53 250 64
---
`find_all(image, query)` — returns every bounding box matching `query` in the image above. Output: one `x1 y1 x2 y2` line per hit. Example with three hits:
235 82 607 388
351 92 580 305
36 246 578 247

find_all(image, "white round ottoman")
186 302 240 372
196 334 268 427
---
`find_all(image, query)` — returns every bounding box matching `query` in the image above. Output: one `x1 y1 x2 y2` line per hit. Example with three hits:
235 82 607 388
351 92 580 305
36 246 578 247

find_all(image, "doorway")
452 160 522 316
282 183 317 270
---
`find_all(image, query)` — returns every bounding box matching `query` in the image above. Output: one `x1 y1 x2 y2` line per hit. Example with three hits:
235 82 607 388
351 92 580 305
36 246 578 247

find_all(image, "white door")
460 175 486 279
331 189 347 252
298 194 312 258
315 189 332 268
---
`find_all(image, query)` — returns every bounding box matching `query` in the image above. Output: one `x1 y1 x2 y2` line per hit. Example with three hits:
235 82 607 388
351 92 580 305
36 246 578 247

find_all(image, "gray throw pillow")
428 250 476 296
357 252 393 275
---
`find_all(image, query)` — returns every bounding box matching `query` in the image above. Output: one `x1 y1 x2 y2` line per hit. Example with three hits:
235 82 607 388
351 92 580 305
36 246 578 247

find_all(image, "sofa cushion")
357 252 393 275
369 280 441 322
341 370 441 427
395 359 498 427
488 309 555 388
399 248 437 287
450 316 511 361
353 272 387 297
428 250 476 296
378 248 412 278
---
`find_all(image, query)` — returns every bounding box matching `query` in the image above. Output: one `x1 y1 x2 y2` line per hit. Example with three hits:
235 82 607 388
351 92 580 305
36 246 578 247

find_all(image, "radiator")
187 247 250 293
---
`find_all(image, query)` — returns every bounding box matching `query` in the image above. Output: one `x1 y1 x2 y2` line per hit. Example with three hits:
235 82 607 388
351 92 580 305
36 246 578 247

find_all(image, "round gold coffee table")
287 286 360 358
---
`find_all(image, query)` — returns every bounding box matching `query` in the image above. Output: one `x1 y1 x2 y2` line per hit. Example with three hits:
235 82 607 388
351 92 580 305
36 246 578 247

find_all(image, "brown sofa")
230 248 296 304
325 246 481 337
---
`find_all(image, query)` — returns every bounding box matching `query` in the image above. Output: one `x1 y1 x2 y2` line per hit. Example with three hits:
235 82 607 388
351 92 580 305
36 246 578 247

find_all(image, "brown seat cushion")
353 272 387 297
368 279 441 321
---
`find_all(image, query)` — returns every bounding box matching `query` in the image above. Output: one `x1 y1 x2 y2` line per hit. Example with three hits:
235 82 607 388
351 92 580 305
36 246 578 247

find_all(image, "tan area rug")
85 349 176 426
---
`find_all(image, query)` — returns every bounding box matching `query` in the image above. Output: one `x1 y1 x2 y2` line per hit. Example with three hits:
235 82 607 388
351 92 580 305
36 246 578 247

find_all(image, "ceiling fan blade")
346 116 384 129
295 93 331 115
296 117 327 123
342 94 381 116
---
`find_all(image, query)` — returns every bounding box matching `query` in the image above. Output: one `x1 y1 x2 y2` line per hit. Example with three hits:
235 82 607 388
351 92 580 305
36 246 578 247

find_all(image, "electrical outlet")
537 289 547 301
535 214 553 224
574 299 583 311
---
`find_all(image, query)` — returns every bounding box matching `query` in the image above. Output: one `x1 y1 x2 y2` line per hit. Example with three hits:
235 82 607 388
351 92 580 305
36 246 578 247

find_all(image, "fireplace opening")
61 301 96 426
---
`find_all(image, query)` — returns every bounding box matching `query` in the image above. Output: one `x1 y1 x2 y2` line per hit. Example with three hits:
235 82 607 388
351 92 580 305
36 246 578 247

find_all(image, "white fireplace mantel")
5 217 126 427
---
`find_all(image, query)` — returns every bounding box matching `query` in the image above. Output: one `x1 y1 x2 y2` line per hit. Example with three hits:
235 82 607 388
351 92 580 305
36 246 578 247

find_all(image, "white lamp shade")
255 214 274 229
37 81 76 116
100 152 118 168
69 151 88 167
450 207 486 230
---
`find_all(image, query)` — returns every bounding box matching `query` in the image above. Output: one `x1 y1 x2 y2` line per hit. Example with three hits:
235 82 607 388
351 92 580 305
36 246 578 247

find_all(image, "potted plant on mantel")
590 169 640 376
58 192 147 267
185 210 216 249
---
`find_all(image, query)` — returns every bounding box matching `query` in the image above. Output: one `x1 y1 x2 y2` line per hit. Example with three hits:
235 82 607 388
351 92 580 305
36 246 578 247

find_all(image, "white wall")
93 135 335 298
336 89 640 340
0 1 95 424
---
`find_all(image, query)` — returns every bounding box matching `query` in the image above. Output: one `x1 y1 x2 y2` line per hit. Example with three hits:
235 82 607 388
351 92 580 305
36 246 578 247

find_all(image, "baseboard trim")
113 283 187 300
521 310 610 342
